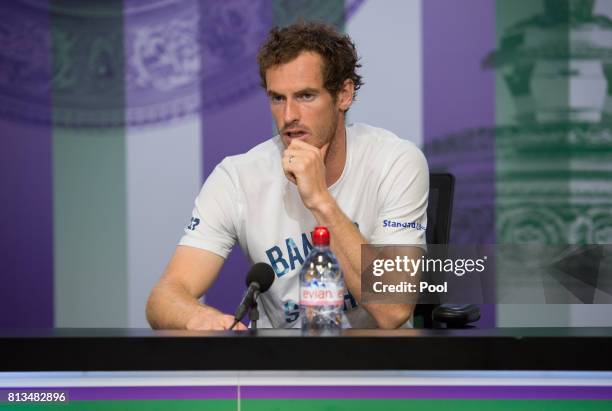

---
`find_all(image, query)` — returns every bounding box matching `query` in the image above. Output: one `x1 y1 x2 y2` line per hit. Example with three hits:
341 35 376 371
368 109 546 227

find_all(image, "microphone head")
246 262 275 292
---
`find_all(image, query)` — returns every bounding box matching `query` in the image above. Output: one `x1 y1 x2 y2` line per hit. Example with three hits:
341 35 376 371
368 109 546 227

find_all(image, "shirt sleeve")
178 160 240 259
370 143 429 246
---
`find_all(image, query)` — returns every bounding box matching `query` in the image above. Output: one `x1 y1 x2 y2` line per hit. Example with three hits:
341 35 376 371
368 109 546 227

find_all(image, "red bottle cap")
312 226 330 246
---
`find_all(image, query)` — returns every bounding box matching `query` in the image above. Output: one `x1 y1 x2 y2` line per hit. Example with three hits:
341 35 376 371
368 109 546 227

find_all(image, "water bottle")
299 226 345 329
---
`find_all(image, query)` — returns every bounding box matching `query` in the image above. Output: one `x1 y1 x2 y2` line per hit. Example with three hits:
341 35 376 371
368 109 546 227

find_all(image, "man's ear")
338 79 355 112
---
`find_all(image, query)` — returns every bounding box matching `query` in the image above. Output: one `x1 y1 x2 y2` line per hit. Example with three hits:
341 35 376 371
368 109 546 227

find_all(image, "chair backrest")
426 173 455 245
414 172 455 328
417 173 481 328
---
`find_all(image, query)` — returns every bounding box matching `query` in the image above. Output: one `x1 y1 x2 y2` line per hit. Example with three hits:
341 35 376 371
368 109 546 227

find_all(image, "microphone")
230 263 275 329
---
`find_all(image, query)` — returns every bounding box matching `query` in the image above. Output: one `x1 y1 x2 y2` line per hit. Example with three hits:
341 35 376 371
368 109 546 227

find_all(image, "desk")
1 328 612 410
1 327 612 371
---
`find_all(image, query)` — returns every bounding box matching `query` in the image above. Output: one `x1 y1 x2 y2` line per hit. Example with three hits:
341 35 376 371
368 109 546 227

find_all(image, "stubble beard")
320 108 340 152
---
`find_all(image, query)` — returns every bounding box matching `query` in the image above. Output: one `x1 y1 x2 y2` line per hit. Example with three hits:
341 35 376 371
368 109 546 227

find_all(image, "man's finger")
285 170 297 185
320 143 330 161
283 149 299 162
288 139 319 153
223 315 248 331
282 152 298 184
288 139 329 163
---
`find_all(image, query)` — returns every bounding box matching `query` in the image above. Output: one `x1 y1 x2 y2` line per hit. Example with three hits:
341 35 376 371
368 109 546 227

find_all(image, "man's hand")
185 306 248 331
282 139 332 209
147 247 251 331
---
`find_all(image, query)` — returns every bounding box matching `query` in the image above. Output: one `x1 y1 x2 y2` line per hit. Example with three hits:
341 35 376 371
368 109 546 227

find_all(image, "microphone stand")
249 290 260 330
230 289 261 331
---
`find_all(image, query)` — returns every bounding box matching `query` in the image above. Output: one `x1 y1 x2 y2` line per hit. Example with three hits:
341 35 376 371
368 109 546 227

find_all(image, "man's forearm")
310 198 414 329
146 279 218 329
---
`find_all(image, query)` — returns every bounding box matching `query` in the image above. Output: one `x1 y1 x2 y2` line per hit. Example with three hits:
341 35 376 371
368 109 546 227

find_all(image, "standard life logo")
382 219 426 231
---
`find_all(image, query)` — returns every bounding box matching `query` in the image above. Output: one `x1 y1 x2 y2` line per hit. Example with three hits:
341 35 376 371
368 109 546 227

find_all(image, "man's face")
265 52 342 149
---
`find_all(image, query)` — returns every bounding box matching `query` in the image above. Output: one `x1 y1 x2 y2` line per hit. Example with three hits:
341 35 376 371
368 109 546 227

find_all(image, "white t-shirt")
179 123 429 328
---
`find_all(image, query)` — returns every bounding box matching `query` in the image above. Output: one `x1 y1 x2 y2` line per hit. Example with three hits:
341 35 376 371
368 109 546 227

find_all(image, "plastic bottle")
299 226 345 329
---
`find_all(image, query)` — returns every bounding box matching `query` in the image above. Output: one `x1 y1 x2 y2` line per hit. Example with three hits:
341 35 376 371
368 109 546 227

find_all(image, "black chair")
426 173 455 245
413 173 480 328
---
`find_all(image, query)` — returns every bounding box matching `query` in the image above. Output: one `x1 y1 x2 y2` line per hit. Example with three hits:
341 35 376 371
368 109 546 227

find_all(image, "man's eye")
270 95 284 104
299 94 314 101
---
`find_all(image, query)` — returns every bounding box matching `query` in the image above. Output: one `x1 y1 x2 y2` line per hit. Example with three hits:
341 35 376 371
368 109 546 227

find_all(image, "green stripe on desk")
3 399 612 411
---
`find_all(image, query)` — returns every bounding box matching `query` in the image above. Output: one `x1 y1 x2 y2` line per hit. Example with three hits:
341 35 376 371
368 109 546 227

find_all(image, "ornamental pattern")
0 0 364 127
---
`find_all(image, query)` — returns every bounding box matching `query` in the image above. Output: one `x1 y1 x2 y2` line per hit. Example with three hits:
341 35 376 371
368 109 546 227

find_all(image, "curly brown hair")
257 21 363 100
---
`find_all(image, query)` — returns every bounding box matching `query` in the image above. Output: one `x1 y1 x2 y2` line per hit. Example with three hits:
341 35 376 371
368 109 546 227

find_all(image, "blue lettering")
266 246 289 277
382 219 426 231
301 233 313 258
284 300 300 323
187 217 200 230
286 237 304 271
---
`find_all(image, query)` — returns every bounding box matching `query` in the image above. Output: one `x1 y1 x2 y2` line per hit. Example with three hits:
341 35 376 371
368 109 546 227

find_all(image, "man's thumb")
320 143 330 161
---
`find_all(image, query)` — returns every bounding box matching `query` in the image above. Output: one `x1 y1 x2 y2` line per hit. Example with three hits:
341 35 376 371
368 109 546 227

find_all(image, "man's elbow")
145 282 164 329
145 296 158 329
374 305 415 329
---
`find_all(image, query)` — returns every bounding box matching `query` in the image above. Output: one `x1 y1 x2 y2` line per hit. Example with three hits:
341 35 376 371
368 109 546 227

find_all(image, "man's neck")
325 121 347 188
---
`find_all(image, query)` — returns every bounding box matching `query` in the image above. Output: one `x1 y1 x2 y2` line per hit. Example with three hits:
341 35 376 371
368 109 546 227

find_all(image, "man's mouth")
284 130 308 139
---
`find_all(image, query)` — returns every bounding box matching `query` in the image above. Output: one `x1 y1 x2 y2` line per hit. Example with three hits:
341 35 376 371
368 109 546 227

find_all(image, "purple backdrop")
199 0 273 315
0 4 53 328
423 0 496 327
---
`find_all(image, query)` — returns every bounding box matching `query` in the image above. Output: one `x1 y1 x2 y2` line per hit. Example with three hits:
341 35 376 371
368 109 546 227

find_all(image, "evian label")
300 283 344 306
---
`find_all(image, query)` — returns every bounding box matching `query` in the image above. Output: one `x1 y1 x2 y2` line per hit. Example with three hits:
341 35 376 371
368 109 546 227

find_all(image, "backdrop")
2 0 611 328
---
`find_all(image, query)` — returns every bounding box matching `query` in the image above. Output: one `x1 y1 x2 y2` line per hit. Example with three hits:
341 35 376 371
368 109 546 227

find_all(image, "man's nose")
283 98 299 124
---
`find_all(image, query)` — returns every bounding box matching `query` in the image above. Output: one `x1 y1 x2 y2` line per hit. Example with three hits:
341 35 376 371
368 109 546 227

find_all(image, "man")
146 22 429 330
